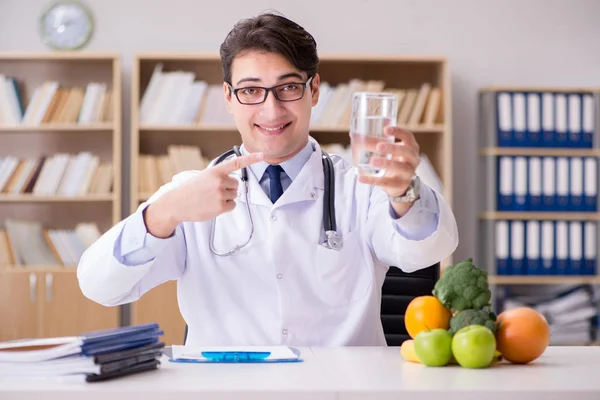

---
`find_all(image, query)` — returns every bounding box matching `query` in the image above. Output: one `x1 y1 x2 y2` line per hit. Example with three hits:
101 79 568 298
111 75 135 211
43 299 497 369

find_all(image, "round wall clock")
40 1 94 51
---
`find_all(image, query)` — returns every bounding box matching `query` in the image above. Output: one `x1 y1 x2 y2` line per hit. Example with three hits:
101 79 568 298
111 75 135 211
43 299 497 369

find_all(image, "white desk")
1 346 599 400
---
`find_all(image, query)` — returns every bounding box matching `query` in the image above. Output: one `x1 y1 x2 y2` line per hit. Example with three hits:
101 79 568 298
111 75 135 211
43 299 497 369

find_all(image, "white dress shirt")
77 138 458 347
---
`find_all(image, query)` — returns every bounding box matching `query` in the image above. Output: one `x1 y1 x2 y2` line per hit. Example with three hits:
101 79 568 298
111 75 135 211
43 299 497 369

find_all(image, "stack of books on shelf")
0 219 101 267
138 145 210 196
0 152 113 196
500 285 599 345
312 81 441 128
137 64 442 129
0 75 113 126
0 323 164 382
482 89 598 277
139 64 229 125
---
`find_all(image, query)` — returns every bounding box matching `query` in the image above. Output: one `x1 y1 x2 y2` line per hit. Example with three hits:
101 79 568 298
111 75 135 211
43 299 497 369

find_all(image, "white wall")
1 0 600 263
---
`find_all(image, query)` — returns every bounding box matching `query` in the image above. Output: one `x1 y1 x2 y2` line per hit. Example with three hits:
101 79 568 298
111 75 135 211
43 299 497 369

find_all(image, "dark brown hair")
219 12 319 85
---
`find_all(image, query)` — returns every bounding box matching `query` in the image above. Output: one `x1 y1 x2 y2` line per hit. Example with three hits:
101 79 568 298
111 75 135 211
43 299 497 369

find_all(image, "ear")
223 82 233 114
310 73 320 107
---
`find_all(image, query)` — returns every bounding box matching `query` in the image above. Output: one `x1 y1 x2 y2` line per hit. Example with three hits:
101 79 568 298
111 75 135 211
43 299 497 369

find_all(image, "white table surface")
1 346 599 400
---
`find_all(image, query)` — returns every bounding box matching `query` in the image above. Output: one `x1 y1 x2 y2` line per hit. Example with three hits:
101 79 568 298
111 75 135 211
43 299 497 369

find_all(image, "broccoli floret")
449 309 498 335
432 258 491 311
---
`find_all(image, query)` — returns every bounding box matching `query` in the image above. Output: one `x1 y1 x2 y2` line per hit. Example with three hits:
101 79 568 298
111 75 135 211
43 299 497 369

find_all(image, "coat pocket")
314 230 372 307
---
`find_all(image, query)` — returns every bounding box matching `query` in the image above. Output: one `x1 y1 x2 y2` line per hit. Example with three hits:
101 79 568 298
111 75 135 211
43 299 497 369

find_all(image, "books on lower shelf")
0 323 164 382
138 63 442 128
0 219 102 267
0 76 113 126
493 90 596 148
495 219 597 276
0 152 113 196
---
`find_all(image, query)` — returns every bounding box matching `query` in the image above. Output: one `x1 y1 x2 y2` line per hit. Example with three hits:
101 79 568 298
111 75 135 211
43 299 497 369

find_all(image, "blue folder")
165 345 303 364
80 323 163 356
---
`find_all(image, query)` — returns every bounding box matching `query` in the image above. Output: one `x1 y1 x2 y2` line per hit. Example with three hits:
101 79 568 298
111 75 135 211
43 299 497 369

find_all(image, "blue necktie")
266 165 284 203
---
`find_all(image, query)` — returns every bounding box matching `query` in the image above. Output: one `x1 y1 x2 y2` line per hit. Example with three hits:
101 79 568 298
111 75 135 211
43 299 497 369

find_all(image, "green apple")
451 325 496 369
413 329 453 367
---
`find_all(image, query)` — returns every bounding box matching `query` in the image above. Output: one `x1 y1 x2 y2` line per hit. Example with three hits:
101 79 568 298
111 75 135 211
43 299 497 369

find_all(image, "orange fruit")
404 296 452 339
496 307 550 364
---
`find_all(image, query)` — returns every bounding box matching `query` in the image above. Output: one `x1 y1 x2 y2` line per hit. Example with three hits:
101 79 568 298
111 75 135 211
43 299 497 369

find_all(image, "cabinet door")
0 271 41 341
132 280 185 345
41 271 120 337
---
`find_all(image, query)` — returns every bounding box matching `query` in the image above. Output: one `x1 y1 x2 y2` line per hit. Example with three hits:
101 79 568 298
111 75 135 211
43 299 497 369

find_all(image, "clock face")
40 1 94 50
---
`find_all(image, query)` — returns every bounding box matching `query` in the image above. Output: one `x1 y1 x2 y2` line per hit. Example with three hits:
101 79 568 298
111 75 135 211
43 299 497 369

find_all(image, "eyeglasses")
229 76 313 105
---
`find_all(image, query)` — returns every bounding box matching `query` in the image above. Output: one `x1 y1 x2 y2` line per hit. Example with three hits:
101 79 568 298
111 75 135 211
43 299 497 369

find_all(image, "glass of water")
350 92 398 177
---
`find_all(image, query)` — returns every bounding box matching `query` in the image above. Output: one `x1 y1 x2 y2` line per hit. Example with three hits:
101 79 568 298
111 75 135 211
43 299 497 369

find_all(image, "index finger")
213 152 264 175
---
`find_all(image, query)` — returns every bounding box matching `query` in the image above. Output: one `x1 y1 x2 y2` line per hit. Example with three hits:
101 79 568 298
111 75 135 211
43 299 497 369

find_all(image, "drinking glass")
350 92 398 177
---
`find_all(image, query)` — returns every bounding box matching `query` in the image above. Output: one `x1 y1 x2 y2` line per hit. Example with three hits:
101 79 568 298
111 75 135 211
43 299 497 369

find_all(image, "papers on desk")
167 345 302 363
0 323 165 382
0 336 83 363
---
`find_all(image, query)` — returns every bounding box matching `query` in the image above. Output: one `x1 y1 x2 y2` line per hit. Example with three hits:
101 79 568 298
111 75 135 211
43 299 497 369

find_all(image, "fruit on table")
432 258 492 312
404 295 452 339
451 325 497 369
495 307 550 364
449 308 498 335
414 328 453 367
400 339 420 363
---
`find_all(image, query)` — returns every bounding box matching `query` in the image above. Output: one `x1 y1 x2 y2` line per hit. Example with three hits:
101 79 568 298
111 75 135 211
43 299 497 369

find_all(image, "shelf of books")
477 87 600 345
0 52 121 341
130 52 452 345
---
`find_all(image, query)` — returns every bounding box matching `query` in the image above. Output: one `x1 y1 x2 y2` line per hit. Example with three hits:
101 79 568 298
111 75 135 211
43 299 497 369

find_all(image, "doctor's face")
224 51 320 163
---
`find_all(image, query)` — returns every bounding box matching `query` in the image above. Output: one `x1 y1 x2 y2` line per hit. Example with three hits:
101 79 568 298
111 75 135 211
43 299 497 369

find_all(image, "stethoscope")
209 145 342 256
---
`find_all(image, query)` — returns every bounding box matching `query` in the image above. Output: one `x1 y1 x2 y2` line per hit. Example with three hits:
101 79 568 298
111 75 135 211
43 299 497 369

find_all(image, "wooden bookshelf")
130 52 453 345
0 52 122 341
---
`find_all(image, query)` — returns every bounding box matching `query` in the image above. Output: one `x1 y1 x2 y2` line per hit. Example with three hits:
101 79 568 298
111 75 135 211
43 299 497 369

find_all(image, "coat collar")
230 137 325 208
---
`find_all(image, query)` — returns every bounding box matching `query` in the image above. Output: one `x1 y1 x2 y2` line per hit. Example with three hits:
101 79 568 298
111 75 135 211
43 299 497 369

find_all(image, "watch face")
40 1 94 50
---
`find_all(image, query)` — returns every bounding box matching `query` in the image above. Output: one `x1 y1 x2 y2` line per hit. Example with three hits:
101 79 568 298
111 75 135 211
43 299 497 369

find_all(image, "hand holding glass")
350 92 398 177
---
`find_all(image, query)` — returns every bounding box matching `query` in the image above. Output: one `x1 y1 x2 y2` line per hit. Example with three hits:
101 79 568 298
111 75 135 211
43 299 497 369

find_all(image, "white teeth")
259 124 286 131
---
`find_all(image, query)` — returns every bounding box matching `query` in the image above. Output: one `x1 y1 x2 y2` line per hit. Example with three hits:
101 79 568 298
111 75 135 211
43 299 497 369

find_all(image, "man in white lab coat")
77 12 459 347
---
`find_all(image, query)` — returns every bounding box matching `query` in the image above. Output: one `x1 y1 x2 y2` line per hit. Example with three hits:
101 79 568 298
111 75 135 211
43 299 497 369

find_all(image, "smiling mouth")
255 122 292 134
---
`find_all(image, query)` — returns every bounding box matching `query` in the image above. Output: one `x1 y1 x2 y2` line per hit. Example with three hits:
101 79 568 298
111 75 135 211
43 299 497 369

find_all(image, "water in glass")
350 92 397 177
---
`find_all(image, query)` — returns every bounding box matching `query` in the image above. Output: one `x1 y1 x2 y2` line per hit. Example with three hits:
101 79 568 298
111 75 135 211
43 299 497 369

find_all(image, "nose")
258 90 286 120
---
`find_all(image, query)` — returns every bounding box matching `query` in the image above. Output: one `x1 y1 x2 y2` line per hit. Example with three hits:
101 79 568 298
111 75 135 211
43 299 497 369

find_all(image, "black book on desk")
0 323 165 382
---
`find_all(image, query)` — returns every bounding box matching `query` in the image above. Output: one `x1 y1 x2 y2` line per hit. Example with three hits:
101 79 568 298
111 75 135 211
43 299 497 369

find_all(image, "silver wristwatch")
390 176 421 203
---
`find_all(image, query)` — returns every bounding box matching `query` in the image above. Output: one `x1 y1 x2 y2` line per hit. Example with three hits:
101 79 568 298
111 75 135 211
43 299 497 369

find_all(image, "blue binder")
582 93 595 148
525 220 542 276
526 92 542 147
81 323 163 356
496 92 513 147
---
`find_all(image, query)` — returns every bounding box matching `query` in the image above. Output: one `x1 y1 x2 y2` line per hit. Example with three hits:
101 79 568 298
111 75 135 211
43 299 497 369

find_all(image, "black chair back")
184 262 441 346
380 263 440 346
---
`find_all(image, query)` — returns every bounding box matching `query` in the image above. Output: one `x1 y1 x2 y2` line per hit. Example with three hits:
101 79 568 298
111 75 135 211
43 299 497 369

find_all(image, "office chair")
183 262 441 345
380 263 441 346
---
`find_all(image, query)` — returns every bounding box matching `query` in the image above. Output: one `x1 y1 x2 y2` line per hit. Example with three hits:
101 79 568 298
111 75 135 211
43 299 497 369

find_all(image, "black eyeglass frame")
228 76 314 105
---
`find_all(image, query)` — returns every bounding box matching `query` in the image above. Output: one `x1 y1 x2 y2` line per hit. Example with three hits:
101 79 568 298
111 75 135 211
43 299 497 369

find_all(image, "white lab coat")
77 140 458 347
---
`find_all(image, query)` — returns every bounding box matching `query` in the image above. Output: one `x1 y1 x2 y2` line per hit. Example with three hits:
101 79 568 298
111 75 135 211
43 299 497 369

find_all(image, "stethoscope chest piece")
323 230 343 250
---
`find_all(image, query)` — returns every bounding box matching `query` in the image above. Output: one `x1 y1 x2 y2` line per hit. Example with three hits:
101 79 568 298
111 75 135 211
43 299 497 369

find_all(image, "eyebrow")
235 72 305 86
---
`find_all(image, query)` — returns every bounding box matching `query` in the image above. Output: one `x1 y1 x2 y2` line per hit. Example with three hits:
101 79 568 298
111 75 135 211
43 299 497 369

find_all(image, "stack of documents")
0 323 164 382
501 285 599 345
